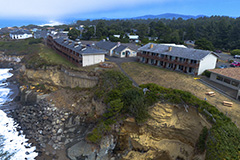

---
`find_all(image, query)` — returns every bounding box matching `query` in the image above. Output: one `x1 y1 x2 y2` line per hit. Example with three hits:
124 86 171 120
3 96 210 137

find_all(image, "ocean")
0 68 37 159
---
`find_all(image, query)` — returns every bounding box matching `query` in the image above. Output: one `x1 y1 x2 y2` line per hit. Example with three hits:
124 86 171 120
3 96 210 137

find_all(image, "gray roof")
10 29 32 35
96 41 117 51
54 37 107 56
34 30 48 39
138 43 219 60
113 45 128 52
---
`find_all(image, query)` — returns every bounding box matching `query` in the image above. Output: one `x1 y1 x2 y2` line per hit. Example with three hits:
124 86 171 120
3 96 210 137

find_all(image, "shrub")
196 126 208 153
202 70 211 78
230 49 240 56
28 38 42 45
122 88 149 122
103 99 123 118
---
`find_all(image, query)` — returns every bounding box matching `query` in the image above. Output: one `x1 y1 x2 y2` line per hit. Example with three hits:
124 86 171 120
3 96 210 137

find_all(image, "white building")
113 45 137 58
138 43 219 75
48 36 106 67
128 35 139 43
9 29 33 39
96 41 137 58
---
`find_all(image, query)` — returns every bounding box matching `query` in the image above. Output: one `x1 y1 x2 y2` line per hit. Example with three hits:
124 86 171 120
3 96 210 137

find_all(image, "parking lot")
216 52 240 68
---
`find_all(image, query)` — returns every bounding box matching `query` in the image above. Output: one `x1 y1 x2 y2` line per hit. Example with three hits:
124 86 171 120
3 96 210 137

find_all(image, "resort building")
47 35 106 67
9 29 33 39
209 68 240 100
96 41 137 58
137 43 219 75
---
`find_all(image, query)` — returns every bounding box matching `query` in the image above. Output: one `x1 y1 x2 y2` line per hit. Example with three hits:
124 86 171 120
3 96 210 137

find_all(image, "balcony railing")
137 53 199 68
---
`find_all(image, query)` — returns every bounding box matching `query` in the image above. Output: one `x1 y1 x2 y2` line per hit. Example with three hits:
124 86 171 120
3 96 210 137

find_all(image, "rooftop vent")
150 44 154 49
117 42 121 47
168 47 172 52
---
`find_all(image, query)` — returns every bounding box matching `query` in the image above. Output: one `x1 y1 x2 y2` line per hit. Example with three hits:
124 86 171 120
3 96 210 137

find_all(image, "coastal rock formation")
23 66 99 88
12 97 115 160
116 103 211 160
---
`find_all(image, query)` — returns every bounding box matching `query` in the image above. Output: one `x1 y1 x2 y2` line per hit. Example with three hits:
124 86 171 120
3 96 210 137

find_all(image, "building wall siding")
82 54 105 67
210 73 240 90
10 34 33 39
198 54 217 75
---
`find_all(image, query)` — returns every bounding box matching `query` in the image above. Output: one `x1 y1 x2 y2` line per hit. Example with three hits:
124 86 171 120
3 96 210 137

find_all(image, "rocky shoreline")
0 58 118 159
10 96 116 160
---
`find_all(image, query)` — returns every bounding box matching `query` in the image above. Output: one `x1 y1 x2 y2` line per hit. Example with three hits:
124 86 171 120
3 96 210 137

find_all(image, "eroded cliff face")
23 66 99 88
117 103 211 160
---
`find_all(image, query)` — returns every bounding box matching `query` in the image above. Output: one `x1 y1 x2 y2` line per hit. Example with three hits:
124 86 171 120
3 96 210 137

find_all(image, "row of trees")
67 16 240 51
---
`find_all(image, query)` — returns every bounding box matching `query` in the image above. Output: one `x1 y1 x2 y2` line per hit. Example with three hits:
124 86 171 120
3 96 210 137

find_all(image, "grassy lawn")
0 39 41 55
121 62 240 127
38 44 77 68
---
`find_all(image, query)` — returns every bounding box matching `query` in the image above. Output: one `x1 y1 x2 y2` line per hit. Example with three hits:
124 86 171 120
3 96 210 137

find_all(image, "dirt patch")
121 62 240 127
119 103 210 160
47 88 106 118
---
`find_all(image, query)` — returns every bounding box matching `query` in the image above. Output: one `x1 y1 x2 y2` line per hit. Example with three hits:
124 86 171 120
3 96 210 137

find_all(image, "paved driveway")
105 55 138 64
216 52 240 68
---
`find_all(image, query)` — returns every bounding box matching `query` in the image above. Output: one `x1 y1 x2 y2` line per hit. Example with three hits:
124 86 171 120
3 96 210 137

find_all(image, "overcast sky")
0 0 239 26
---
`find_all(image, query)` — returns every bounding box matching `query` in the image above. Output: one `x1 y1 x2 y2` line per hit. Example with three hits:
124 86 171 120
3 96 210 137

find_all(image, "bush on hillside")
230 49 240 56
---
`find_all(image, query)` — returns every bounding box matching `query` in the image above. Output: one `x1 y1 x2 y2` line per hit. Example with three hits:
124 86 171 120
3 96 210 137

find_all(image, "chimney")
150 44 153 49
117 42 121 47
168 46 172 52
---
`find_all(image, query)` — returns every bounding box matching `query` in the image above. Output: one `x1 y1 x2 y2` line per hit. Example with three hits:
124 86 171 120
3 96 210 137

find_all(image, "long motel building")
137 43 219 75
47 35 106 67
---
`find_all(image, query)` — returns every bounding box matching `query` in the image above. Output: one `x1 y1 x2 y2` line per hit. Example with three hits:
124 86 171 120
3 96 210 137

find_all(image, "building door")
126 51 130 57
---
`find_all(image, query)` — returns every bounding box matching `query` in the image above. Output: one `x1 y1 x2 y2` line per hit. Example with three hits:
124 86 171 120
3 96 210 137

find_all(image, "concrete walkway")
198 78 240 103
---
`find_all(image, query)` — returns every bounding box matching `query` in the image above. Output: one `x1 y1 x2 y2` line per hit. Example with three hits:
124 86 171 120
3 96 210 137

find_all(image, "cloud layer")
0 0 171 19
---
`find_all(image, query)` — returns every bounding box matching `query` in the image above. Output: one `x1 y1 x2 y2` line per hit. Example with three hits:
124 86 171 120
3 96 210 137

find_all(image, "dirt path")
121 62 240 128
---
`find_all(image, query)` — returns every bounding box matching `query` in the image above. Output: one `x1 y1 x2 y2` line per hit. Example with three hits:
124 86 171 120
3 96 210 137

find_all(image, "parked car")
230 61 240 67
215 50 222 53
219 65 227 69
234 55 240 59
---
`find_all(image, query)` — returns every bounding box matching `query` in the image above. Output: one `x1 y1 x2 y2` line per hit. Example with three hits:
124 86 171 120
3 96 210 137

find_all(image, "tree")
230 49 240 56
82 26 94 40
96 21 108 39
68 28 80 40
195 38 215 51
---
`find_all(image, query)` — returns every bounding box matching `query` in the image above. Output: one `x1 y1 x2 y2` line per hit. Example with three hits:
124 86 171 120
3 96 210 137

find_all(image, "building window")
178 65 184 70
142 57 145 62
224 78 231 84
122 52 125 55
151 59 154 64
169 56 172 60
168 63 173 68
193 60 197 63
160 54 164 58
231 81 239 87
160 61 163 66
152 53 156 56
179 58 183 62
189 67 192 73
216 76 223 81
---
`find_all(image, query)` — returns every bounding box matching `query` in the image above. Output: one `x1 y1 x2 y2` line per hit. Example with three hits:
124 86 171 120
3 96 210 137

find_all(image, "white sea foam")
0 110 38 159
0 68 38 159
0 68 13 81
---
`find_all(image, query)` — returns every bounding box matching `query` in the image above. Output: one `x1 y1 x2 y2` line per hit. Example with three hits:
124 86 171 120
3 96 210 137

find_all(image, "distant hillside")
131 13 207 20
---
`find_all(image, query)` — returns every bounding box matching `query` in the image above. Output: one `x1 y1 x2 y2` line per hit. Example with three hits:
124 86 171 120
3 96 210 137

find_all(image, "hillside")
131 13 206 20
